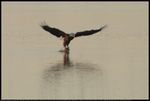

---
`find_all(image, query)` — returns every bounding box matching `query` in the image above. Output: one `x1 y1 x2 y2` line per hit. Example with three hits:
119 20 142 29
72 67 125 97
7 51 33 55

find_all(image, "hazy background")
2 2 149 99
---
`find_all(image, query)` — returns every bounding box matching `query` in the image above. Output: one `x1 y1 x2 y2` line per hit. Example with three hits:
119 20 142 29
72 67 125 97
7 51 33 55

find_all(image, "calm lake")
2 2 148 99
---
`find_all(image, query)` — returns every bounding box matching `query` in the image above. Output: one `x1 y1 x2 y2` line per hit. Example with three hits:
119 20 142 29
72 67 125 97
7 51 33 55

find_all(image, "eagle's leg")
66 46 69 50
64 45 69 50
63 43 69 52
63 46 69 53
63 40 70 50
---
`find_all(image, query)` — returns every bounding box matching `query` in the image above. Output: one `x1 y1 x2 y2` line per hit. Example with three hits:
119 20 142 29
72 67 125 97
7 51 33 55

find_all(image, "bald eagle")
40 22 107 50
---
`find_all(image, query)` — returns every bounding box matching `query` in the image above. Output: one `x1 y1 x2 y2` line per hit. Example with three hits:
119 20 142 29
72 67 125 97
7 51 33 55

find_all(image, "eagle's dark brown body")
63 35 74 49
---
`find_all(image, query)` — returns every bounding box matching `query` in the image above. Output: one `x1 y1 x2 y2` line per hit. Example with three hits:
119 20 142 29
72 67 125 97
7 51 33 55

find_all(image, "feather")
75 25 107 37
40 23 66 37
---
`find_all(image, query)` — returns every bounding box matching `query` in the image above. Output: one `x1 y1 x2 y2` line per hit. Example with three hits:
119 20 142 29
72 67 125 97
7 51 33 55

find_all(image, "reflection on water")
41 50 103 99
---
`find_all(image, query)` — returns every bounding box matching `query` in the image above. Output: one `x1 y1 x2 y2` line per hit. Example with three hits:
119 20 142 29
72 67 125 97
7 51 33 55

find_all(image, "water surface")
2 2 148 99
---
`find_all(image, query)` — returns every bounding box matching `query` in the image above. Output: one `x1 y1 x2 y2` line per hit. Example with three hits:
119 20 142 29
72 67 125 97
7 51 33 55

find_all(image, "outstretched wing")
40 23 66 37
75 25 107 37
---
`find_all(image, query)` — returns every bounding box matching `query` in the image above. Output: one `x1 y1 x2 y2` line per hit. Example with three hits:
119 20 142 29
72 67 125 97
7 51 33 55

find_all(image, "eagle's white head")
69 33 75 37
